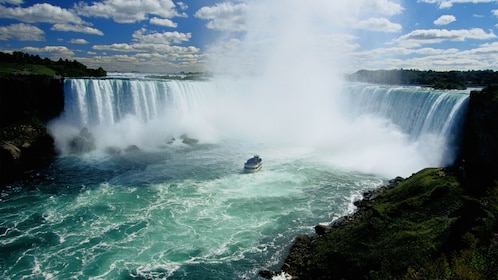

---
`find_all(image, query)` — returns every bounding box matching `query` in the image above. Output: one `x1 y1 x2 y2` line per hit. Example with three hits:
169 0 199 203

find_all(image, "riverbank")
261 85 498 279
0 75 63 185
261 167 498 279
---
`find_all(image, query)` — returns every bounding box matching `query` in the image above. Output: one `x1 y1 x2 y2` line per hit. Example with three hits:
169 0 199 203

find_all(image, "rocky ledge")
0 75 63 185
0 119 56 185
261 168 498 279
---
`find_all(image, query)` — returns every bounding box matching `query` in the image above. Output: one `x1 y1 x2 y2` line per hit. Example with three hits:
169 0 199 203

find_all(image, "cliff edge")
265 86 498 279
0 76 64 185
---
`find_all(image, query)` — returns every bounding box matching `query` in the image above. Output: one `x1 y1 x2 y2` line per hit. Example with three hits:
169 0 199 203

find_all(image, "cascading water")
50 76 469 177
2 76 470 280
345 83 469 168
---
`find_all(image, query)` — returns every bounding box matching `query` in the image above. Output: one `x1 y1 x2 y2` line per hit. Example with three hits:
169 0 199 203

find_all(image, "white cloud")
51 24 104 36
395 28 496 47
433 15 456 25
361 0 404 16
69 39 89 44
418 0 498 9
356 17 402 32
0 23 44 41
92 41 199 55
352 37 498 71
176 2 188 11
150 17 177 28
21 46 75 59
132 28 191 44
492 9 498 17
75 0 179 24
85 46 203 72
195 2 247 32
0 3 83 24
0 0 24 5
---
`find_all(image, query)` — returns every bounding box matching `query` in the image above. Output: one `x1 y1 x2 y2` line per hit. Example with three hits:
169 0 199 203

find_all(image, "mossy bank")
262 86 498 279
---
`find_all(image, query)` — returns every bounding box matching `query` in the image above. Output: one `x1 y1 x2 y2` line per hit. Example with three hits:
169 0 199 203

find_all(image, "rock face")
68 127 96 154
0 76 64 185
0 75 64 127
461 85 498 194
0 120 56 185
273 86 498 279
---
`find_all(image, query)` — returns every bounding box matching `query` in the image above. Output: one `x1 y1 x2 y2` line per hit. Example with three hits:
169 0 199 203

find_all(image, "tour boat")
244 155 262 173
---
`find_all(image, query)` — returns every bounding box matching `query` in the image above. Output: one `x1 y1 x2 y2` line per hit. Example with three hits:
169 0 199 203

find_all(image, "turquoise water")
1 77 469 279
0 141 383 279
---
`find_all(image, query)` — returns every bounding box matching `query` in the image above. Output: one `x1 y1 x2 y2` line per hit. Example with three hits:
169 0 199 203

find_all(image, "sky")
0 0 497 74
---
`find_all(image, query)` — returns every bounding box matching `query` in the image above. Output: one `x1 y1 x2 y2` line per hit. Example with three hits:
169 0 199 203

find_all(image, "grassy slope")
0 62 57 76
283 168 498 279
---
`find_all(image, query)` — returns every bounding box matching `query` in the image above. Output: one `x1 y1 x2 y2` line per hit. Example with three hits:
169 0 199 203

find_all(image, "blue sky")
0 0 497 73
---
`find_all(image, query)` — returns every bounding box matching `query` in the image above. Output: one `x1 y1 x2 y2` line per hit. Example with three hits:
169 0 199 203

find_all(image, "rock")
68 127 96 154
180 134 199 145
1 141 21 160
0 76 64 127
0 120 56 185
314 224 332 235
258 270 274 279
461 85 498 194
124 145 140 153
388 176 404 185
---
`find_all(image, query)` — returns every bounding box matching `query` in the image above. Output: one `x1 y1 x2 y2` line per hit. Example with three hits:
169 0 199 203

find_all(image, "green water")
0 141 383 279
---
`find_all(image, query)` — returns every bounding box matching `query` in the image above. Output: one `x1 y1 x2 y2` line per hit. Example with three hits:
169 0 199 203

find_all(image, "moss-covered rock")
279 168 498 279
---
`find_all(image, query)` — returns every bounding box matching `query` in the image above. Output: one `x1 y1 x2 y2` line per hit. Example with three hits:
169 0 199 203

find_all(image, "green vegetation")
282 168 498 279
347 69 498 90
0 51 106 77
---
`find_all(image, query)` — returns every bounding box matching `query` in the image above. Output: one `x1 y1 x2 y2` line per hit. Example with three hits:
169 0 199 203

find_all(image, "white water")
2 76 470 279
49 76 469 178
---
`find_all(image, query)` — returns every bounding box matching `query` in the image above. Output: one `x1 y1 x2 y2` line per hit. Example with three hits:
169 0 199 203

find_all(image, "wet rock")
68 127 96 154
314 224 332 235
167 137 175 144
124 145 140 153
180 134 198 145
258 269 275 279
1 141 21 160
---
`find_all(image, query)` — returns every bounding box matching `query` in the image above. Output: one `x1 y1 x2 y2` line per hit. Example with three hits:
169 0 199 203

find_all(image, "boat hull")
244 163 262 173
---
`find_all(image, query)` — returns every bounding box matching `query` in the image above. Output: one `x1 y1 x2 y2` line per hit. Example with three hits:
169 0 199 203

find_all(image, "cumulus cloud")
395 28 496 47
361 0 404 16
434 15 456 25
132 28 191 44
51 23 104 35
21 46 74 59
418 0 497 9
356 17 402 32
150 17 177 28
195 2 247 32
69 38 89 44
0 3 83 24
0 0 23 4
0 23 44 41
75 0 179 24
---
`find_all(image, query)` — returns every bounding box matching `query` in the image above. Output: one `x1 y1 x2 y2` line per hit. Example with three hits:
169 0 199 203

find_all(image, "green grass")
0 62 57 76
283 168 498 279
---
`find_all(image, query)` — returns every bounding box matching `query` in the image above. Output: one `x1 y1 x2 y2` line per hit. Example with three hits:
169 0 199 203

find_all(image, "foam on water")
0 142 383 279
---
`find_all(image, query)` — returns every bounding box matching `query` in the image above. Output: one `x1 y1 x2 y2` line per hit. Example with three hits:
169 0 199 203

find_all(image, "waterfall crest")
49 77 469 177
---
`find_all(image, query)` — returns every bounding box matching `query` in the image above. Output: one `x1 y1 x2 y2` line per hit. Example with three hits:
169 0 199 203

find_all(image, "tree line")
347 69 498 89
0 51 106 77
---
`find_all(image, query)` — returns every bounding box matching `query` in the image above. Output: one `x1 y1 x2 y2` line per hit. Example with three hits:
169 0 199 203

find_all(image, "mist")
48 0 468 178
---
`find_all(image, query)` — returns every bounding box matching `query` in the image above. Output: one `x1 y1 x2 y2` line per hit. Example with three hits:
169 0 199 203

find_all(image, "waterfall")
49 77 469 177
344 84 469 169
347 84 469 141
62 78 208 127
